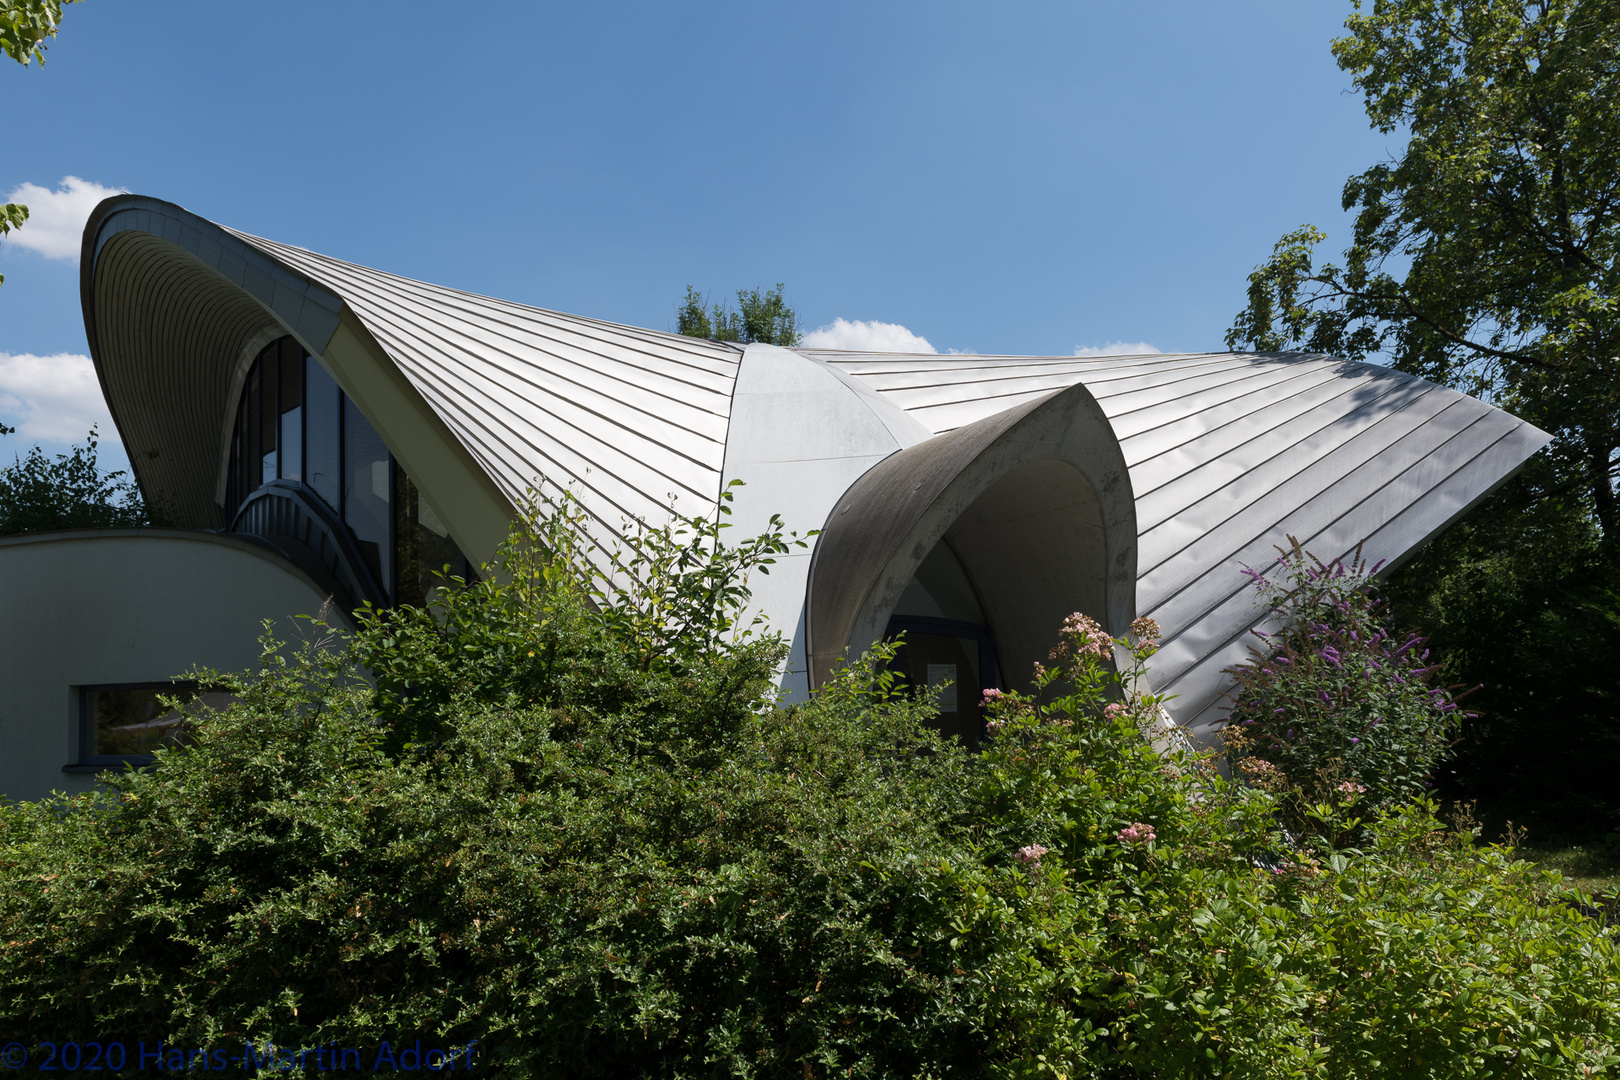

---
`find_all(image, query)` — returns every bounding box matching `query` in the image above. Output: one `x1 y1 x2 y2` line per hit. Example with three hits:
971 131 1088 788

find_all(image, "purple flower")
1321 646 1341 666
1286 728 1294 740
1349 737 1360 744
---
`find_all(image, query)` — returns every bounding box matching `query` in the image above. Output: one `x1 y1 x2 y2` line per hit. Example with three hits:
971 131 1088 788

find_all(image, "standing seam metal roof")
80 196 1549 737
223 229 745 537
801 348 1550 729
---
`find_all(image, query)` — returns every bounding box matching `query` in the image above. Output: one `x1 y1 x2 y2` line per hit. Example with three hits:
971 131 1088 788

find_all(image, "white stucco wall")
0 529 347 804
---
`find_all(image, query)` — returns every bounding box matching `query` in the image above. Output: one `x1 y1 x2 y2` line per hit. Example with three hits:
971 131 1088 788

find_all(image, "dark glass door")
886 616 998 748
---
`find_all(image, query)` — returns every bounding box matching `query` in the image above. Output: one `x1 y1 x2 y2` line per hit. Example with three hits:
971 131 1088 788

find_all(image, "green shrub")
1222 539 1467 819
2 506 1618 1077
967 609 1620 1077
0 493 995 1077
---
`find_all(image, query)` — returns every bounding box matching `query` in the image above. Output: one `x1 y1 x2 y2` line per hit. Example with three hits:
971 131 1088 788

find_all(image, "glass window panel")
226 398 242 519
278 340 303 482
243 359 258 496
81 684 231 760
395 471 471 608
304 356 341 511
258 347 278 485
280 407 302 482
344 395 391 596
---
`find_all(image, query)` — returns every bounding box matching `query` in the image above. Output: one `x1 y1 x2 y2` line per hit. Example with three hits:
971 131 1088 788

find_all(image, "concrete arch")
805 381 1138 691
81 196 512 562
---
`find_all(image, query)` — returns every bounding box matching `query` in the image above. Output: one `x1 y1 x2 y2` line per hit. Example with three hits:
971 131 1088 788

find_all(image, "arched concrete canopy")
80 196 514 563
805 381 1137 690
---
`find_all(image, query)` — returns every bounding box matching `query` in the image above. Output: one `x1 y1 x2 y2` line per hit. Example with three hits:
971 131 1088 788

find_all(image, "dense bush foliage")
1385 486 1620 843
1223 540 1469 821
0 428 155 536
2 503 1618 1077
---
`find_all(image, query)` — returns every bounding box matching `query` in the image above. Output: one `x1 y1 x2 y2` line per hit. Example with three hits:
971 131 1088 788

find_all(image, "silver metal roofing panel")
225 229 744 533
80 195 1548 743
801 347 1551 737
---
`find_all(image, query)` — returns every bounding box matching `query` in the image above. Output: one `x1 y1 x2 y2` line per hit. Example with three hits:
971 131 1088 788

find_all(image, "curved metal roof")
81 195 1552 736
799 348 1553 732
83 196 742 545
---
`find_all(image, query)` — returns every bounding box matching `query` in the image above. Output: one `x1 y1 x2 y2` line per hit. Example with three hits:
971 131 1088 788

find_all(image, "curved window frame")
224 337 475 610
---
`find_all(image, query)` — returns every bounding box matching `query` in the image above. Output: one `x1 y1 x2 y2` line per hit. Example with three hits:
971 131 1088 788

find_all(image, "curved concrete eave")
806 380 1138 691
82 196 519 564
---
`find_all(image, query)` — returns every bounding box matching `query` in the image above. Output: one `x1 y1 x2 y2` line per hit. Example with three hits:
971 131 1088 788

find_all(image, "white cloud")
2 176 127 261
1072 341 1163 357
801 318 938 354
0 352 117 444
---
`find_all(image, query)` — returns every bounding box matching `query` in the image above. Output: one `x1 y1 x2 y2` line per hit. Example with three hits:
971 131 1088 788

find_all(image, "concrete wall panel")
0 530 347 804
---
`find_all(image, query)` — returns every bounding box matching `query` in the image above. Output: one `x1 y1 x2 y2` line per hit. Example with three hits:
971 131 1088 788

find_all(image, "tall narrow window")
258 347 278 485
304 355 341 512
396 472 470 608
278 337 303 482
243 361 259 499
343 396 391 596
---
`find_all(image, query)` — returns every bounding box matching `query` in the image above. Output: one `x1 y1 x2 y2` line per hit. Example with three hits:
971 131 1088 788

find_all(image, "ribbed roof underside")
228 229 744 532
801 348 1552 731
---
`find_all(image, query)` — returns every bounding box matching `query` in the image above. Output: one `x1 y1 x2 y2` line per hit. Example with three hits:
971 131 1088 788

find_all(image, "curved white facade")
0 530 348 802
77 194 1553 747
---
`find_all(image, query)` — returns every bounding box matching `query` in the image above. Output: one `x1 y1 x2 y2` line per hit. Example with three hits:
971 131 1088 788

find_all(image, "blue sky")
1 1 1395 475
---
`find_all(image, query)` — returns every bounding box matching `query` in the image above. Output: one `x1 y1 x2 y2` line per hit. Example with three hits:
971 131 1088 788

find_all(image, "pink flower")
1335 781 1367 795
1104 702 1129 720
984 718 1004 735
1129 615 1162 650
1050 612 1111 663
1116 822 1156 845
981 688 1005 705
1015 844 1049 865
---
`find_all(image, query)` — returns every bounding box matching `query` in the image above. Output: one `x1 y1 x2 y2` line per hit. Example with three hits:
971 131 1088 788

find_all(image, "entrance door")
887 616 998 748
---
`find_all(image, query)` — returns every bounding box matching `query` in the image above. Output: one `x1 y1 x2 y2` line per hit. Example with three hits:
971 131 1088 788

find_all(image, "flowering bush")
965 604 1620 1077
1224 537 1469 818
3 508 1618 1078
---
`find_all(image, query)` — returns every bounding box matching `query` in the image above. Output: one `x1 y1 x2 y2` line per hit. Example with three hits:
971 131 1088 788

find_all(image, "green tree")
1 0 80 287
0 429 153 536
1227 0 1619 538
1226 0 1620 839
676 282 801 346
0 0 75 64
5 496 1620 1074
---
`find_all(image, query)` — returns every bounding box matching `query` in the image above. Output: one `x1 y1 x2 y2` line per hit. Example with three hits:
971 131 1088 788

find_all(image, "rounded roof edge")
81 195 345 367
805 380 1138 688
